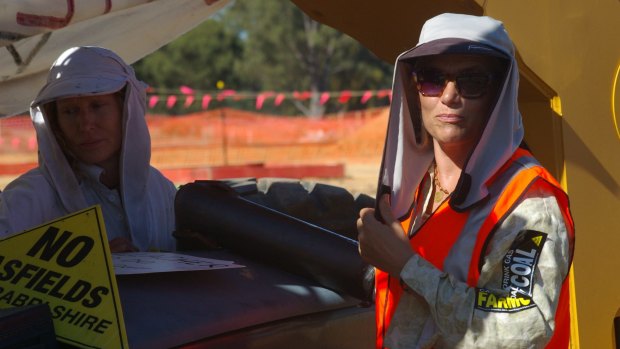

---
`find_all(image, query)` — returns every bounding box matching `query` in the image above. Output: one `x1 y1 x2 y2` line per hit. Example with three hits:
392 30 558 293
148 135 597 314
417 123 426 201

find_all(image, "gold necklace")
433 164 450 201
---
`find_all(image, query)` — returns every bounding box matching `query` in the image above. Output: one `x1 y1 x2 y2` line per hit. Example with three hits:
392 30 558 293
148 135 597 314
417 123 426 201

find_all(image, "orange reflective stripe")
375 193 469 348
466 161 542 285
374 180 426 349
533 177 574 349
410 200 469 269
547 275 571 348
374 268 391 349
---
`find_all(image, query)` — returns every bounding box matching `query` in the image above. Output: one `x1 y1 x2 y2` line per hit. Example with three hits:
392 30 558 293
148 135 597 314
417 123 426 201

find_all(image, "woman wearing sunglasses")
357 13 574 348
0 47 177 253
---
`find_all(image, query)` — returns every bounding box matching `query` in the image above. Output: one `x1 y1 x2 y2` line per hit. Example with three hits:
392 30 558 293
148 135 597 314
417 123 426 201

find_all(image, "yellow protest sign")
0 205 128 348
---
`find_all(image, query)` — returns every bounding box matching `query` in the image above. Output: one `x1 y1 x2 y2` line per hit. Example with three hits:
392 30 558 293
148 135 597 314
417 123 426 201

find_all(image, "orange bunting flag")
377 89 392 100
217 90 236 101
166 95 177 109
145 89 392 110
202 95 212 109
148 95 159 108
338 90 351 104
293 91 312 101
274 93 286 106
361 90 373 104
256 92 275 110
180 85 194 95
320 92 330 105
184 95 194 108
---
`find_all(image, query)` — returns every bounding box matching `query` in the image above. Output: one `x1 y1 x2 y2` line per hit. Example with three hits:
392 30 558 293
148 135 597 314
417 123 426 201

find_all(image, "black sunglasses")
412 69 495 99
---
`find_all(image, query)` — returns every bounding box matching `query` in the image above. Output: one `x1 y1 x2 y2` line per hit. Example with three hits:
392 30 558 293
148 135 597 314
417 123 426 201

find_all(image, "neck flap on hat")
378 13 523 218
30 46 152 247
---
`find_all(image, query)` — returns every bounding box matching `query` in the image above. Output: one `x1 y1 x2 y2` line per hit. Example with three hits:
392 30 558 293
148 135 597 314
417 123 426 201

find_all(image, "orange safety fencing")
0 107 388 186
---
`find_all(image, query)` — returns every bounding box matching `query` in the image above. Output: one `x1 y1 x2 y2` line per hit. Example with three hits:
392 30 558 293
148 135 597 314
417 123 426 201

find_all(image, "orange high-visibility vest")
374 148 574 349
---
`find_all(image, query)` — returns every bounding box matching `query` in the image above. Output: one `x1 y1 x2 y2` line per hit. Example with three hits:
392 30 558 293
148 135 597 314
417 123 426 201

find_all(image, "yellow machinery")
292 0 620 347
0 1 618 346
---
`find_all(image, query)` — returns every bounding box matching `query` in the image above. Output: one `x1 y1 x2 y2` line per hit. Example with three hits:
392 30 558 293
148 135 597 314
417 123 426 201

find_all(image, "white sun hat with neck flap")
32 46 135 107
29 46 159 251
379 13 523 217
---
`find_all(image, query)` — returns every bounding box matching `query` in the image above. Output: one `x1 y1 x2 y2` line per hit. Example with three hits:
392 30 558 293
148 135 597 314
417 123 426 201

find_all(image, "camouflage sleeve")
387 187 572 348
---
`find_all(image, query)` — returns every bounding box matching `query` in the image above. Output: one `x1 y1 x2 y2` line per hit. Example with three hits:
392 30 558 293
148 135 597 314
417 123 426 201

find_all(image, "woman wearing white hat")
357 13 575 348
0 46 177 253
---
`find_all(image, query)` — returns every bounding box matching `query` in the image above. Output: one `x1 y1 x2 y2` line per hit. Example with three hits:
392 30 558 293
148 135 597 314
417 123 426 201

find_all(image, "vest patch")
475 288 536 313
502 230 547 297
475 230 547 313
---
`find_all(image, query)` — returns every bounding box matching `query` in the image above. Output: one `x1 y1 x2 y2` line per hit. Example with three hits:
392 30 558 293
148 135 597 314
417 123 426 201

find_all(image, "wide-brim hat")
401 37 509 61
32 47 128 107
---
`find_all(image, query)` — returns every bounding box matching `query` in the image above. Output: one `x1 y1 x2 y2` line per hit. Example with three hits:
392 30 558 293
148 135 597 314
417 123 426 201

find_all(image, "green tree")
228 0 392 116
133 14 242 114
133 0 393 116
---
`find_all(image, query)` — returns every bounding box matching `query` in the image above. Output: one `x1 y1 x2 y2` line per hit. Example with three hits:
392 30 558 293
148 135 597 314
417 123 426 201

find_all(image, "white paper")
112 252 244 275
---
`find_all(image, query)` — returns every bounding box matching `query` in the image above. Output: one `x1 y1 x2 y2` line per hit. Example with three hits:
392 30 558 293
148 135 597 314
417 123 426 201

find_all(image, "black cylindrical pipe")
175 180 374 303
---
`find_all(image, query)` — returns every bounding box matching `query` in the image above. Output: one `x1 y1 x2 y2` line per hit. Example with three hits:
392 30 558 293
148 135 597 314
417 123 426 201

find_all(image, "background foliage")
132 0 393 116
